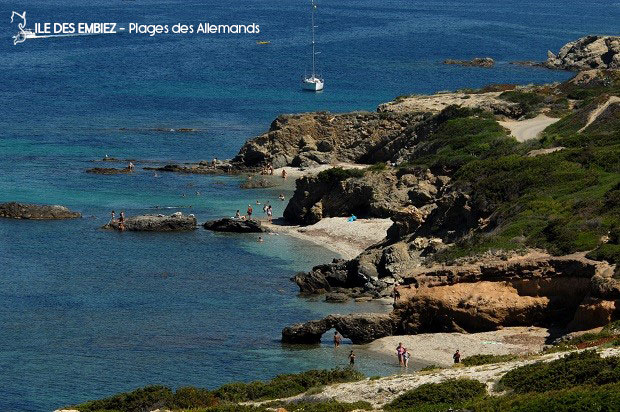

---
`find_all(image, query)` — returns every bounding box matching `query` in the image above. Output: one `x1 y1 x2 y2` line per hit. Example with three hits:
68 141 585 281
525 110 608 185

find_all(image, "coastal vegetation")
385 378 487 411
68 368 364 412
461 353 519 366
429 73 620 263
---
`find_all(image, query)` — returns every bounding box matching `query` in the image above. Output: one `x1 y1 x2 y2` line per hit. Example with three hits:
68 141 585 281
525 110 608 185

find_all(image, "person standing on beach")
247 205 253 218
267 205 273 221
349 350 356 366
281 169 287 179
334 331 342 348
453 349 461 364
396 342 404 366
403 348 410 367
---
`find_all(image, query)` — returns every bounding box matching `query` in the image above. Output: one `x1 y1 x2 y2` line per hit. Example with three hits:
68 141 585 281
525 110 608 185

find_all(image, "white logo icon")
11 11 36 45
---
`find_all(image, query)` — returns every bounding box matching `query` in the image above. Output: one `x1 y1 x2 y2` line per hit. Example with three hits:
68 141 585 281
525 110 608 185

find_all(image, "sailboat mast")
311 0 316 78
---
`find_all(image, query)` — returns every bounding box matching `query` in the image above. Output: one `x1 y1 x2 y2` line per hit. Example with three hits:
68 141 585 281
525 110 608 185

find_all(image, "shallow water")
1 0 618 410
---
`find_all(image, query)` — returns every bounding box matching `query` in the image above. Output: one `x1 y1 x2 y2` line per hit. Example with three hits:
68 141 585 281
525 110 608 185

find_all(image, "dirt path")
579 96 620 132
499 114 560 142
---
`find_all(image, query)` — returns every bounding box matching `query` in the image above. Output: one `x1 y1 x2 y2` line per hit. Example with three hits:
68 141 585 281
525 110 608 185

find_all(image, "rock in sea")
0 202 81 220
203 218 266 233
102 213 197 231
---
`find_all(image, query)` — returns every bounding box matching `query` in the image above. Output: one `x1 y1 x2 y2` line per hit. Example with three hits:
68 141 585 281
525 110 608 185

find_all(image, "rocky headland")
546 35 620 71
102 213 197 231
231 67 620 343
0 202 81 220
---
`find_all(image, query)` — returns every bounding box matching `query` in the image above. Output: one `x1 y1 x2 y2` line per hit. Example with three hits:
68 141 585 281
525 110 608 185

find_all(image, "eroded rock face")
282 313 396 344
0 202 81 220
283 169 447 225
392 254 618 334
103 213 197 231
232 111 428 169
203 218 266 233
546 36 620 71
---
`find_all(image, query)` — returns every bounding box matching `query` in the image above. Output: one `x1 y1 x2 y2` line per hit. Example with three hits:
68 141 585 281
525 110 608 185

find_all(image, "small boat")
302 0 324 92
256 40 271 45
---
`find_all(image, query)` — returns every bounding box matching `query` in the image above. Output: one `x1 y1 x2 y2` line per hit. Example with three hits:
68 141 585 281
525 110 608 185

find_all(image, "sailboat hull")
302 78 324 91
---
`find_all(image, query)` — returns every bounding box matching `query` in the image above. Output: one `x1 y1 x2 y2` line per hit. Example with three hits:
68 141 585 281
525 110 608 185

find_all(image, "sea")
0 0 617 410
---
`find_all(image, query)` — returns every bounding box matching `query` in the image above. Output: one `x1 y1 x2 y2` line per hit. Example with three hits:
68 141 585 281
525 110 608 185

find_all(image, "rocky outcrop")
377 91 525 119
444 57 494 67
232 111 427 169
86 167 132 174
546 36 620 71
283 168 449 225
240 176 279 189
392 253 619 334
203 218 266 233
0 202 81 220
103 213 197 231
282 313 396 344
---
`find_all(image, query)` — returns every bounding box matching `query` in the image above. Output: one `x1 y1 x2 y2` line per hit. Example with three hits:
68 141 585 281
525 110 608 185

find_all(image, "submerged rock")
0 202 81 220
444 57 495 67
86 167 132 175
240 176 279 189
102 213 197 231
203 218 266 233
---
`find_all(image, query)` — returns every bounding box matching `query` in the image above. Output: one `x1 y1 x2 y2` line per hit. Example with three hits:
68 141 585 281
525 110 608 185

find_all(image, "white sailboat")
302 0 324 91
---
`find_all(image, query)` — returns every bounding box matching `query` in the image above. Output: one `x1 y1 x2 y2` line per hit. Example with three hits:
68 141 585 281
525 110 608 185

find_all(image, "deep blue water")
1 0 618 410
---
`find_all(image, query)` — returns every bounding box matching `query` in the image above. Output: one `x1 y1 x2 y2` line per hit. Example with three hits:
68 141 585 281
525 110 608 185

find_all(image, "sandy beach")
364 327 550 367
265 217 392 260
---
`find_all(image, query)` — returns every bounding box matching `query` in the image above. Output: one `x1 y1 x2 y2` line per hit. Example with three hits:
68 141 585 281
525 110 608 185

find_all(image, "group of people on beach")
109 210 126 230
259 163 287 179
334 332 462 369
396 342 412 367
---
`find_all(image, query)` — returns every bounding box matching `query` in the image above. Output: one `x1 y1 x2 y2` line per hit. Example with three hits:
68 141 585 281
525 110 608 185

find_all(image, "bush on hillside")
461 354 518 366
385 378 486 410
498 350 620 393
465 382 620 412
213 369 364 402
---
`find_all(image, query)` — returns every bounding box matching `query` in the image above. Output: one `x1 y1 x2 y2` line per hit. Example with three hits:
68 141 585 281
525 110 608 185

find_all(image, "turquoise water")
1 0 618 410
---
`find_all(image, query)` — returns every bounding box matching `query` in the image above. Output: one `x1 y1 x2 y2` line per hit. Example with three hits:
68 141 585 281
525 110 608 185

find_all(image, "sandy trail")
499 114 560 142
578 96 620 132
264 217 392 260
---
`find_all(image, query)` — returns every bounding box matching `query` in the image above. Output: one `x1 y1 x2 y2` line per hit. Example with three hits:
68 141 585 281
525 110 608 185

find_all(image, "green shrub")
385 378 486 410
461 354 518 366
366 162 388 172
213 369 364 402
465 382 620 412
172 386 218 409
499 90 545 116
498 350 620 394
286 400 373 411
72 369 364 411
74 385 174 412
